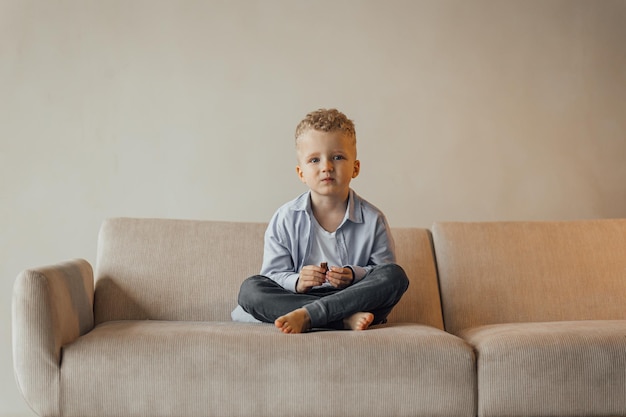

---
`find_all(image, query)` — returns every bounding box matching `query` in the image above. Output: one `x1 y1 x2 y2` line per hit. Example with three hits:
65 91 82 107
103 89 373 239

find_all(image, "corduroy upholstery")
13 217 476 417
14 218 625 417
432 219 626 417
60 322 475 417
94 219 267 324
460 320 626 417
94 218 445 328
12 259 94 417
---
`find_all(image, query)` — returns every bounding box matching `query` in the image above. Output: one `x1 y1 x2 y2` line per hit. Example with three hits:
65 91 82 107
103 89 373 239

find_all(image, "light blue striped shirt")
260 189 396 292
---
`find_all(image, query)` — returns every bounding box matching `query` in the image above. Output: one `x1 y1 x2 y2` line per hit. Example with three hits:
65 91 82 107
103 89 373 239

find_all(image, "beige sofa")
12 217 626 417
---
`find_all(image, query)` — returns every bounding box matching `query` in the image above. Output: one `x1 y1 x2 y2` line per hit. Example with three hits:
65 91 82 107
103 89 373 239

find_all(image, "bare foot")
275 308 311 334
343 312 374 331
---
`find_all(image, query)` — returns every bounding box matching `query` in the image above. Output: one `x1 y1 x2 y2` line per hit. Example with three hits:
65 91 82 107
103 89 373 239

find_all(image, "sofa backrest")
432 219 626 335
386 227 443 328
94 218 266 325
94 218 444 329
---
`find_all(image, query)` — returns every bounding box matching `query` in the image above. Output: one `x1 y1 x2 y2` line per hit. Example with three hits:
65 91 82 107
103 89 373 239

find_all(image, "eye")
309 157 320 163
333 155 346 161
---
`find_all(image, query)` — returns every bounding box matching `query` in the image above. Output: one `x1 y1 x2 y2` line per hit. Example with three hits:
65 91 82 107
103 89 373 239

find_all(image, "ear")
352 160 361 178
296 165 307 184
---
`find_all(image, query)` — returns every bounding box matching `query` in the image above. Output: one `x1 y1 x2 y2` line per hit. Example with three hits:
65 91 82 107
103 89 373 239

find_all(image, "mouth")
321 177 334 183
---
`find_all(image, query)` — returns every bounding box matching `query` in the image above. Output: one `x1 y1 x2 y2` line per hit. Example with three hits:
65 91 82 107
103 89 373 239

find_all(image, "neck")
310 191 350 233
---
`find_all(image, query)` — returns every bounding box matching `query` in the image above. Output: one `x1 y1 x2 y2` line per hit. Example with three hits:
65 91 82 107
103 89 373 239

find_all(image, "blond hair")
295 108 356 145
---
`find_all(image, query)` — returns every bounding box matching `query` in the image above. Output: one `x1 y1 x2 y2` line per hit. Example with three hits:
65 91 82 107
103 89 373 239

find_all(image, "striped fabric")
60 322 475 417
433 219 626 417
432 219 626 334
462 320 626 417
14 218 471 417
15 218 623 417
12 259 93 417
94 218 445 329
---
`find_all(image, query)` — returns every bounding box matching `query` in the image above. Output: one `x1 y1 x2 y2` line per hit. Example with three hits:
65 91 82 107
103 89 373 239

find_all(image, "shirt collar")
292 189 363 224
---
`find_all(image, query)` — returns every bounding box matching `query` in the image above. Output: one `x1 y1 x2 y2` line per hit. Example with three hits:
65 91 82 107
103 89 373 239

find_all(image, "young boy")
235 108 409 333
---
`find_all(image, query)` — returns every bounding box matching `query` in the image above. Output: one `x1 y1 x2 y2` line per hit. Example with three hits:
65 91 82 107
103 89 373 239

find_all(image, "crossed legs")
238 263 409 333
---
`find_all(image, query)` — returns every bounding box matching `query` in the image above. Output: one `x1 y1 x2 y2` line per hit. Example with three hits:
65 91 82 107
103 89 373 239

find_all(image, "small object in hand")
320 262 328 273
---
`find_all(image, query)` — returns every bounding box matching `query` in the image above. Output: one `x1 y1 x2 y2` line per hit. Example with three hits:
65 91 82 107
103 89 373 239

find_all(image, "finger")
307 274 326 286
327 269 348 281
303 265 326 275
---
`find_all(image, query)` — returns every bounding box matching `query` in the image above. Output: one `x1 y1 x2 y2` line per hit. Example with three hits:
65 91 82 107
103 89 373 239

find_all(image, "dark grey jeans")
238 263 409 329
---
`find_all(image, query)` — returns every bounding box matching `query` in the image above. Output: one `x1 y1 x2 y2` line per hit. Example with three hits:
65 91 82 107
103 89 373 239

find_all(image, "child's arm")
260 211 326 293
347 215 397 283
260 230 300 292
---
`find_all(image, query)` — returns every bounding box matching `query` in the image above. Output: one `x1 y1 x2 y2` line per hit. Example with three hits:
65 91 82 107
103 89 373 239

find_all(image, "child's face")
296 129 360 201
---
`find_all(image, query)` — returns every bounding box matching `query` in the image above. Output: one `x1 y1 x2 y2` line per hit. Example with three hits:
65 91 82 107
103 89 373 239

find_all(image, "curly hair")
295 108 356 145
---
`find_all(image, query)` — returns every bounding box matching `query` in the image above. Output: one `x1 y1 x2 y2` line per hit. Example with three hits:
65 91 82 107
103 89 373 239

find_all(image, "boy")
235 108 409 333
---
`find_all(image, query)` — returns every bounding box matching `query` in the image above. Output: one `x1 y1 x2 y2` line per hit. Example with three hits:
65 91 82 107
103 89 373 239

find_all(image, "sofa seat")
460 320 626 417
60 320 476 417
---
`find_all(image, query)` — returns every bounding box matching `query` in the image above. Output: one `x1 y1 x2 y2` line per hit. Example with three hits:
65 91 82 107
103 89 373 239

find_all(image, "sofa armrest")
12 258 94 416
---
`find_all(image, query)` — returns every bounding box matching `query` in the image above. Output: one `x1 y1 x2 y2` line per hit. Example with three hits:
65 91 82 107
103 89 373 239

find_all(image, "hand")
296 265 327 293
325 266 354 289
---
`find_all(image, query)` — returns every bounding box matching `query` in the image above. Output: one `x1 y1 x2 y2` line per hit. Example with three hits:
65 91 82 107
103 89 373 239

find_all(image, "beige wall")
1 1 625 415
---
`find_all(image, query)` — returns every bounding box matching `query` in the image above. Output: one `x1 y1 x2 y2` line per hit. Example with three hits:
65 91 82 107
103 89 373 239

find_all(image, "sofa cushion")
94 219 266 325
94 218 444 328
432 219 626 335
60 321 476 417
386 227 443 328
461 320 626 417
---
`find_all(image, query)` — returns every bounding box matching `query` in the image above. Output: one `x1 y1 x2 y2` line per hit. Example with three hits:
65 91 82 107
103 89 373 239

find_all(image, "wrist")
346 266 355 284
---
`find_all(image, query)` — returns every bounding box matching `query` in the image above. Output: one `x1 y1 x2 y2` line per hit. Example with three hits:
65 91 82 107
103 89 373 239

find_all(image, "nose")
321 158 334 172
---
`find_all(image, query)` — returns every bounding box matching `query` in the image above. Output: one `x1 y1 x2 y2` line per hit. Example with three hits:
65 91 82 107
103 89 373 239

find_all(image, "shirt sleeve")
350 214 396 284
259 211 300 293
